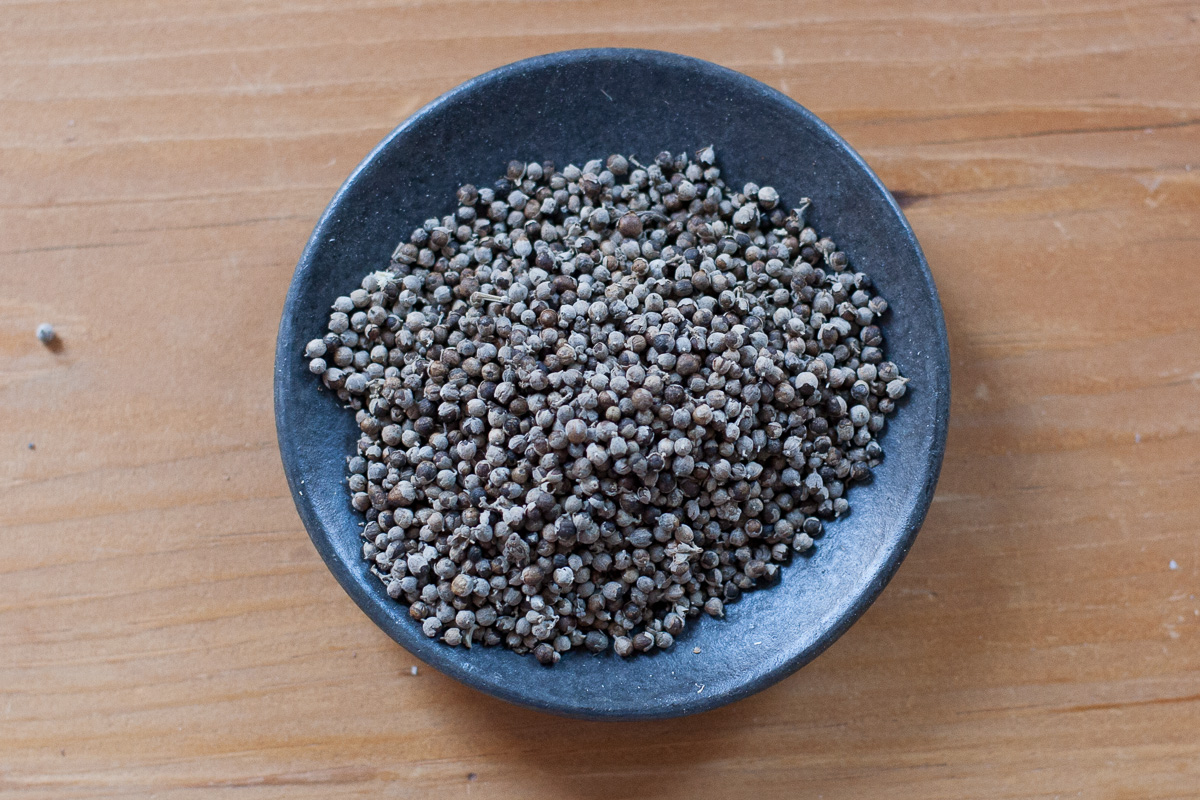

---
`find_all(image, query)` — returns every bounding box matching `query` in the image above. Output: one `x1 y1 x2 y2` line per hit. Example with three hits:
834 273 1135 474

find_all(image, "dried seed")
308 147 906 664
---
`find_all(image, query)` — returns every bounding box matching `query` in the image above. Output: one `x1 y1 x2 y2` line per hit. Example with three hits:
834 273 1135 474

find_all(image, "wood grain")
2 1 1198 797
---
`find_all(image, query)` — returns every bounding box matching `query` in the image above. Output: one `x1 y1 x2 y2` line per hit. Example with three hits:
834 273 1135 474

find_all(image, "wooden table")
3 1 1198 797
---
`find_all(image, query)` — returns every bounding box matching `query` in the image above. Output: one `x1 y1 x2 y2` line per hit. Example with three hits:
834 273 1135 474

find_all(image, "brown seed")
565 418 588 444
521 566 544 587
676 353 702 376
450 574 472 597
617 213 643 238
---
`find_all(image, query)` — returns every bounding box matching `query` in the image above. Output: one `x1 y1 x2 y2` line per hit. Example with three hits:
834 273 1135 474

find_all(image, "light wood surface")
3 2 1199 797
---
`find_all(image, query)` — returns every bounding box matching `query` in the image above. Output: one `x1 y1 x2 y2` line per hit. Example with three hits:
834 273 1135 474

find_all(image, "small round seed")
309 147 906 665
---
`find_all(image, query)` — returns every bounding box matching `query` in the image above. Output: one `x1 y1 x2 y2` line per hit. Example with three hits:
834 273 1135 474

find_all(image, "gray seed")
310 147 905 665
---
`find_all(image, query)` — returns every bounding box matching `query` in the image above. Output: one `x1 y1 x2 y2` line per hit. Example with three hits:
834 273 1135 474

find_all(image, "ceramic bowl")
275 48 950 720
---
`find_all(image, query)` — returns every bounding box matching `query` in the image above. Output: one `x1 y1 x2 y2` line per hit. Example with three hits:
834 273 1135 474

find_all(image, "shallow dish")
275 48 950 720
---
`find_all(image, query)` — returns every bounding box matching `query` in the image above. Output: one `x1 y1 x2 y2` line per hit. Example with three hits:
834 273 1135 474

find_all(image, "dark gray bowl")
275 48 949 720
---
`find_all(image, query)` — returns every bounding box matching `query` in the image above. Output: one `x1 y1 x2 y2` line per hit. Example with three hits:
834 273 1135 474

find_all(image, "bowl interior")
275 48 949 719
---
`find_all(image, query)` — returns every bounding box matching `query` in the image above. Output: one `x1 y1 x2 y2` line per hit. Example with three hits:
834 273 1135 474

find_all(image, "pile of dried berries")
305 148 907 664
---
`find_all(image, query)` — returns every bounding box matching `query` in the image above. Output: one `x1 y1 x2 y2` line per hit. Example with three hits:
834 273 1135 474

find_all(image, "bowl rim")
275 47 950 720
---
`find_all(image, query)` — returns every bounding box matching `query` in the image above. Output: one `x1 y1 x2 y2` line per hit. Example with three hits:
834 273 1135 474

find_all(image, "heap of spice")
305 148 907 664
